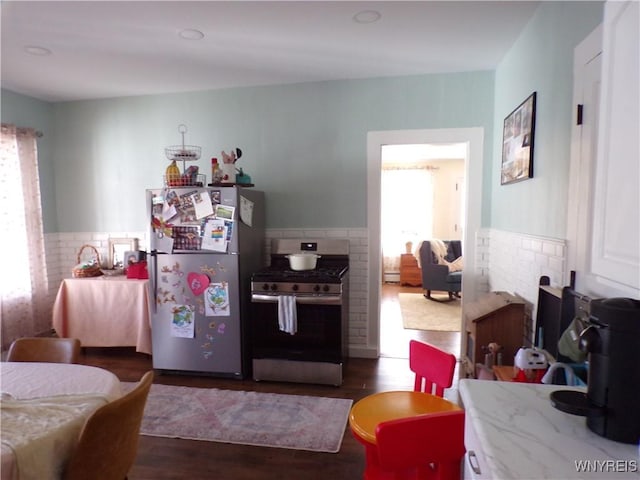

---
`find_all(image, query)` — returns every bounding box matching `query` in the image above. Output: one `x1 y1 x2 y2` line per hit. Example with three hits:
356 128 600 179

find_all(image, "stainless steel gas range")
250 238 349 386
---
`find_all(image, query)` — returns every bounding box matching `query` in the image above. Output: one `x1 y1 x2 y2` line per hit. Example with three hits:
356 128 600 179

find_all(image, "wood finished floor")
78 284 461 480
379 284 461 359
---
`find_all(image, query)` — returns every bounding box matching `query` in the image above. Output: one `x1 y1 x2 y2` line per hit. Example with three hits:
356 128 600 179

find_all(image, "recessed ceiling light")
353 10 381 24
24 45 52 56
178 29 205 40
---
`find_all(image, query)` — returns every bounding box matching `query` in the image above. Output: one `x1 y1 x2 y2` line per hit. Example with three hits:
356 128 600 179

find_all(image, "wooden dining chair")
6 337 81 364
368 410 466 480
409 340 456 397
63 370 154 480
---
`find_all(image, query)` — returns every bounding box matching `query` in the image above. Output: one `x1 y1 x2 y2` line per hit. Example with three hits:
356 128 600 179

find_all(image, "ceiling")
1 1 540 103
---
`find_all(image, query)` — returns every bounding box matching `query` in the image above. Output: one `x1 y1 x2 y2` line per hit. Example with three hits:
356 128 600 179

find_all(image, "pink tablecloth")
52 277 152 354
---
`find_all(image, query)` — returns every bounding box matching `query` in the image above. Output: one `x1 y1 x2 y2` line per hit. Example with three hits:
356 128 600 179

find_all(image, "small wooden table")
52 276 152 354
349 391 461 445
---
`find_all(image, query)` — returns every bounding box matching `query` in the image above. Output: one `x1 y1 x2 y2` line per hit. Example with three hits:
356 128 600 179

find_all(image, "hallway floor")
379 282 462 365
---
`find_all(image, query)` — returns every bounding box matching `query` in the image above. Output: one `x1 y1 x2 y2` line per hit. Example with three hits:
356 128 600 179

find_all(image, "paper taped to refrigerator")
202 219 227 252
191 190 214 219
171 305 195 338
205 283 231 316
240 195 254 227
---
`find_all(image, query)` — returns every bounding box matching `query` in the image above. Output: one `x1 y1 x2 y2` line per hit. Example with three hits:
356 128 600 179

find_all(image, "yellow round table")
349 390 461 445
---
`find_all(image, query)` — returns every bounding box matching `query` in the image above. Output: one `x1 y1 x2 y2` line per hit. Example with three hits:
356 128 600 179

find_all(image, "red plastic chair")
409 340 457 397
367 410 466 480
351 341 459 478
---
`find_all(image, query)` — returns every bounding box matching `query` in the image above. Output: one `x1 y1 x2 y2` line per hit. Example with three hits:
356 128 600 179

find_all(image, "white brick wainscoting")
43 231 147 335
44 228 566 359
475 228 567 322
263 229 370 357
43 228 371 356
44 231 147 300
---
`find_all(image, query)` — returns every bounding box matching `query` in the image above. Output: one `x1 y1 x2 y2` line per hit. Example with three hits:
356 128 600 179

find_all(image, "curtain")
381 166 434 275
0 124 49 350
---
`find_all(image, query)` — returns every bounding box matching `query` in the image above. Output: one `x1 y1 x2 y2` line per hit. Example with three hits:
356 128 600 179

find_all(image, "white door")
567 1 640 298
566 26 602 291
590 0 639 294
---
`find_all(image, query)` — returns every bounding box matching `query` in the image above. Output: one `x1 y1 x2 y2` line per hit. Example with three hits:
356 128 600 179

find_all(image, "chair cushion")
446 271 462 285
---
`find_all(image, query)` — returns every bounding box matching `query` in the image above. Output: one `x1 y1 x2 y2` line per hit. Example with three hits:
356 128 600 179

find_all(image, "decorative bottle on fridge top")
211 157 223 184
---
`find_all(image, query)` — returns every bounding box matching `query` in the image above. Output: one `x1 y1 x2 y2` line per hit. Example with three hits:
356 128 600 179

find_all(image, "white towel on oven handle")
278 295 297 335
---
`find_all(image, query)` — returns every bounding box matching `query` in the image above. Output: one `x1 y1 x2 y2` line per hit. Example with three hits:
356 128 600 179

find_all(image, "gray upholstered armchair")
419 240 463 302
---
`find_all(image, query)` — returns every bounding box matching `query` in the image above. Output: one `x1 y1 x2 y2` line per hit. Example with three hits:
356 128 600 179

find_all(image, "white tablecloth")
52 277 152 354
0 362 122 480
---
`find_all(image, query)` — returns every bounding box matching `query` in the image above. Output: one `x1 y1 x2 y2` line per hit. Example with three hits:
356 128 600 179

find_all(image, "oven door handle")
251 294 342 306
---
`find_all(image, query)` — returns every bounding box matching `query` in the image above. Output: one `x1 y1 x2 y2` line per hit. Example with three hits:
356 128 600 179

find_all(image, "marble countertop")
459 379 639 479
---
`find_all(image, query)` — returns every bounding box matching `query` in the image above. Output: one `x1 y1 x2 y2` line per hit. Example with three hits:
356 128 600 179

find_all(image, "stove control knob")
262 284 270 291
292 284 299 292
313 285 320 292
270 284 278 291
322 285 330 292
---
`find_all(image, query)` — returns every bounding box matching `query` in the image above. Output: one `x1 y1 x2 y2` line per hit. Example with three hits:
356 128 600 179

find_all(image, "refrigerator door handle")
150 251 158 314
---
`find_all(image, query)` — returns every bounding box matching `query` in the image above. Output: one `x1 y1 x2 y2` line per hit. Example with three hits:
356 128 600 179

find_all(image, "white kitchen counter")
459 379 639 479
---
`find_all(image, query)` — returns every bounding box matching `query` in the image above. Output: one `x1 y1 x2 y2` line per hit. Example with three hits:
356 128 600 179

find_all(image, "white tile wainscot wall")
43 232 147 334
264 228 370 357
476 228 568 333
44 228 371 357
44 228 569 359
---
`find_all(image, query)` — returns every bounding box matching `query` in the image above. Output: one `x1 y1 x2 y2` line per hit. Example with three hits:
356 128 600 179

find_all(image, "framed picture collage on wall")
501 92 537 185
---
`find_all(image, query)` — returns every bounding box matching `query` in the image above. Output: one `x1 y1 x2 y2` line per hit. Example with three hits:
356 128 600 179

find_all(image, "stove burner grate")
252 265 348 284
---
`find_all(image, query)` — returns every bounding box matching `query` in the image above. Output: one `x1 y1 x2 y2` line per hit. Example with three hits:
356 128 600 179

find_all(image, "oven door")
250 296 343 363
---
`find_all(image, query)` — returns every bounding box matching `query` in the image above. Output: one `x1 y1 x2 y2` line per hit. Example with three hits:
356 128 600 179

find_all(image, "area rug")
122 383 352 453
398 292 461 332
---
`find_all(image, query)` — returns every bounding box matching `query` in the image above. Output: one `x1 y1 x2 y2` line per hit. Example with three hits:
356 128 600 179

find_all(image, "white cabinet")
590 1 640 292
462 411 490 480
459 380 639 479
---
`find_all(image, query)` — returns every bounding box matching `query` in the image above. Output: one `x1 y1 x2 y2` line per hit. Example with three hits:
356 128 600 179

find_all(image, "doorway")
379 143 466 358
367 128 484 358
380 143 466 281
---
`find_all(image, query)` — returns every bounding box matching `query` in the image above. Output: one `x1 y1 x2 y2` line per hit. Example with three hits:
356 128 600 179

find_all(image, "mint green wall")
2 1 602 236
49 72 494 232
491 1 603 238
1 89 56 232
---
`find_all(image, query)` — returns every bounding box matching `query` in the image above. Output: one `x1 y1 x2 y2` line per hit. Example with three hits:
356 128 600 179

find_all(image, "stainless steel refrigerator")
146 186 264 377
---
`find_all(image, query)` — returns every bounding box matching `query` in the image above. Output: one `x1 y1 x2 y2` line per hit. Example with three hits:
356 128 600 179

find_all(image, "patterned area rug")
398 293 461 331
123 383 352 453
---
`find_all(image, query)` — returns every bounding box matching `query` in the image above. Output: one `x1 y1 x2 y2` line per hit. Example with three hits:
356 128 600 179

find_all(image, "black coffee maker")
550 297 640 444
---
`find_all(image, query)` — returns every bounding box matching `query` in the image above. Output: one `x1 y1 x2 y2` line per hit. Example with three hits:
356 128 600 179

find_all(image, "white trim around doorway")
366 128 484 358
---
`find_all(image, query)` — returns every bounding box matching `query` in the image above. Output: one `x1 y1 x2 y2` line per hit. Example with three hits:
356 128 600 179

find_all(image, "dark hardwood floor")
78 284 461 480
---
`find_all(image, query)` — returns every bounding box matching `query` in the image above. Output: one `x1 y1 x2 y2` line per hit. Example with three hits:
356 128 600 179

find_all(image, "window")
381 166 434 274
0 124 49 349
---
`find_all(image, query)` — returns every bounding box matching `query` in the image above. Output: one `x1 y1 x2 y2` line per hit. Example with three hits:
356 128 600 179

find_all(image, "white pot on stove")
286 253 321 271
